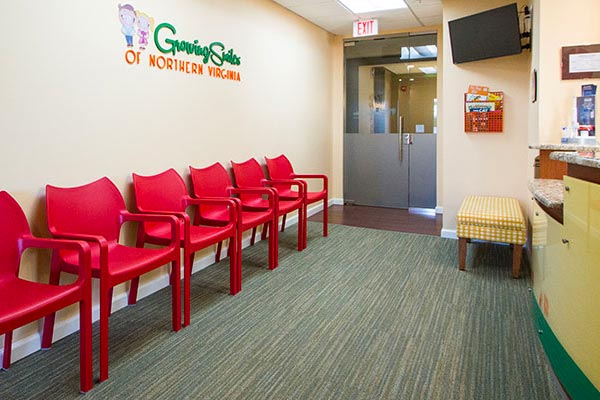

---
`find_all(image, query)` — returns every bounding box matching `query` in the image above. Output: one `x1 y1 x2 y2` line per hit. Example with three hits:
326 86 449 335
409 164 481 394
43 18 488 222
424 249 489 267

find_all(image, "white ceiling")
272 0 443 35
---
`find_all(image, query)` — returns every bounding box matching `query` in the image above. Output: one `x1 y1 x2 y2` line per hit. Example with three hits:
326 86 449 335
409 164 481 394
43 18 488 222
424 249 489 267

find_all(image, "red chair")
45 177 181 383
265 154 329 245
0 191 93 393
132 168 238 326
231 158 306 258
189 162 277 272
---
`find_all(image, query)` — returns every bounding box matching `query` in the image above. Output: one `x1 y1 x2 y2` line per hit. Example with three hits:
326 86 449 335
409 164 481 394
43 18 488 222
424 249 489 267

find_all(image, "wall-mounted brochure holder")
464 91 504 133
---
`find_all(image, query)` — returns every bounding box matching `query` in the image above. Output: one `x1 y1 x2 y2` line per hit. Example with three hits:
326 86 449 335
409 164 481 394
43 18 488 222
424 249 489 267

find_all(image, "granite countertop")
529 143 600 151
550 151 600 169
529 179 564 208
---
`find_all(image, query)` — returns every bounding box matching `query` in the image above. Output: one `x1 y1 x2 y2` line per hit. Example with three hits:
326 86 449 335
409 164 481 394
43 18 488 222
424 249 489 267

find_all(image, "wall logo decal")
119 3 242 82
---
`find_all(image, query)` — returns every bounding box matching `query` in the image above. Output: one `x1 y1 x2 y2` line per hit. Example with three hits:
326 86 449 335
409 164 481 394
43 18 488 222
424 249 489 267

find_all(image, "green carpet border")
531 293 600 399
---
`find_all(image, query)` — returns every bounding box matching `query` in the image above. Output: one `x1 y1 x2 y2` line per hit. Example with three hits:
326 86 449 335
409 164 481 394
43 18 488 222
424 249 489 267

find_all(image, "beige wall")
532 0 600 144
441 0 531 232
330 35 345 199
528 0 600 211
0 0 335 351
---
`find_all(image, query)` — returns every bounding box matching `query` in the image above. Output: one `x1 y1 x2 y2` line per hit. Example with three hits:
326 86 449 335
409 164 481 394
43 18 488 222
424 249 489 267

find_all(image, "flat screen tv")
448 3 522 64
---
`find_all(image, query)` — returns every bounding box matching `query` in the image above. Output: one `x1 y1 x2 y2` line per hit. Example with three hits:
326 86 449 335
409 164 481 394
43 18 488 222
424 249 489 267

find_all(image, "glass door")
343 33 437 209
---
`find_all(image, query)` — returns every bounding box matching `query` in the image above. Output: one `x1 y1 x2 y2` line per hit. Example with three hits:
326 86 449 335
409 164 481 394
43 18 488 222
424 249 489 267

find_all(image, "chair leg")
229 235 239 296
512 244 523 279
128 277 140 305
261 223 268 240
303 203 308 250
184 252 194 327
281 214 287 232
2 331 12 369
250 227 257 246
297 210 303 252
459 238 467 271
108 287 114 315
42 253 62 349
99 283 110 383
79 297 93 393
130 230 146 306
215 241 223 263
267 221 276 270
237 228 243 292
274 216 280 267
323 197 328 237
171 259 181 331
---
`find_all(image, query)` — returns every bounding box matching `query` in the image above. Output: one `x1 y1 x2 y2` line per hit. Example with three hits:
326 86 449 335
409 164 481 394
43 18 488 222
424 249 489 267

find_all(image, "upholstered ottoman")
457 195 526 278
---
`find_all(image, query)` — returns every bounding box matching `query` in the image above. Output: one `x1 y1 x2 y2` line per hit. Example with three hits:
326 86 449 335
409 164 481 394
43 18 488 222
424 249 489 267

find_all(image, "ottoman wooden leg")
512 244 523 278
459 237 467 271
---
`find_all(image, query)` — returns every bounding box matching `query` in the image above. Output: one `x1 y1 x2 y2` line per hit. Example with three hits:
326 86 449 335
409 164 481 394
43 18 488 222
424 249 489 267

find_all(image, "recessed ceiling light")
398 78 403 81
338 0 407 14
409 78 415 81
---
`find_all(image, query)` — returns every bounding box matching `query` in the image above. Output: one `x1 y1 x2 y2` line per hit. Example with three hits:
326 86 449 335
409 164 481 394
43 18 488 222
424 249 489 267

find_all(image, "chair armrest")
20 236 92 283
132 209 190 225
120 211 180 248
48 231 109 277
183 196 237 225
262 179 306 198
49 231 108 248
227 186 277 209
291 173 328 191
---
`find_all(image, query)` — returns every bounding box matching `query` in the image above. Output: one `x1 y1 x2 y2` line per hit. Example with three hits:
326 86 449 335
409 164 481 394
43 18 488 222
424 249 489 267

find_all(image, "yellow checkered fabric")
457 196 526 245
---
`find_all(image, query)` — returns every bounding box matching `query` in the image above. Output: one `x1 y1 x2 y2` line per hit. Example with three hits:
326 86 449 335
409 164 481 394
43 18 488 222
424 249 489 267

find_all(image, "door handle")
399 132 403 161
404 133 413 145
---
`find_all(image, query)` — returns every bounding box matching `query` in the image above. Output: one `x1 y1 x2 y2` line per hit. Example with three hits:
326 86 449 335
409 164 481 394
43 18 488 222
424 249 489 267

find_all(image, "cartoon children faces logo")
119 3 242 82
119 4 153 50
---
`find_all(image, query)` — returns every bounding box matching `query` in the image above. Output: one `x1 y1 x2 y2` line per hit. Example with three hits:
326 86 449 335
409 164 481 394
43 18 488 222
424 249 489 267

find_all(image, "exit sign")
353 19 378 37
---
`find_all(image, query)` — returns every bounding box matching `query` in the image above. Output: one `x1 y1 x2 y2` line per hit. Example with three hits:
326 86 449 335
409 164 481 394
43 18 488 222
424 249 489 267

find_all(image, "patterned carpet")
0 222 564 399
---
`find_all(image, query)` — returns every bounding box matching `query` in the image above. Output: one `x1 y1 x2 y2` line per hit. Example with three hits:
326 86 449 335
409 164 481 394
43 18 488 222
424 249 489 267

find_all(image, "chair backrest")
132 168 187 213
46 177 125 242
230 158 265 203
230 158 265 187
188 163 232 221
264 154 294 192
189 162 231 199
264 154 294 180
0 191 31 277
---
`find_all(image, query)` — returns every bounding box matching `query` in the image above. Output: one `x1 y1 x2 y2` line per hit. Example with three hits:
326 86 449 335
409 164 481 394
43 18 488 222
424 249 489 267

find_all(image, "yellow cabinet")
534 177 600 391
563 176 589 252
589 183 600 256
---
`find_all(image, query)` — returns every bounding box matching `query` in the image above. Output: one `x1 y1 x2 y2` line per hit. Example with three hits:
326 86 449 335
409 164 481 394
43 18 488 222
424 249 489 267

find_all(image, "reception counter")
528 145 600 398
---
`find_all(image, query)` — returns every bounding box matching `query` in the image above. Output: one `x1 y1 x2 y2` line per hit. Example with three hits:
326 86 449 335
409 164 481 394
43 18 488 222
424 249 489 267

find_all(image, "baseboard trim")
441 228 457 239
1 200 334 365
435 206 443 214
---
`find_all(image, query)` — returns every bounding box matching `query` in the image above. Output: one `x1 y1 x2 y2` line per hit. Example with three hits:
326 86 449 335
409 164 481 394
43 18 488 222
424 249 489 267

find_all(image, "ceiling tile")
272 0 442 35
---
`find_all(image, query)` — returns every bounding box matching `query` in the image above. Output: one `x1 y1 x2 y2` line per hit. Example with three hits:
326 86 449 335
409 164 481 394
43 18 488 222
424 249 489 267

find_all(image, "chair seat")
146 223 233 247
58 243 177 283
457 195 526 245
202 209 272 230
242 198 302 215
0 278 82 328
278 188 326 204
